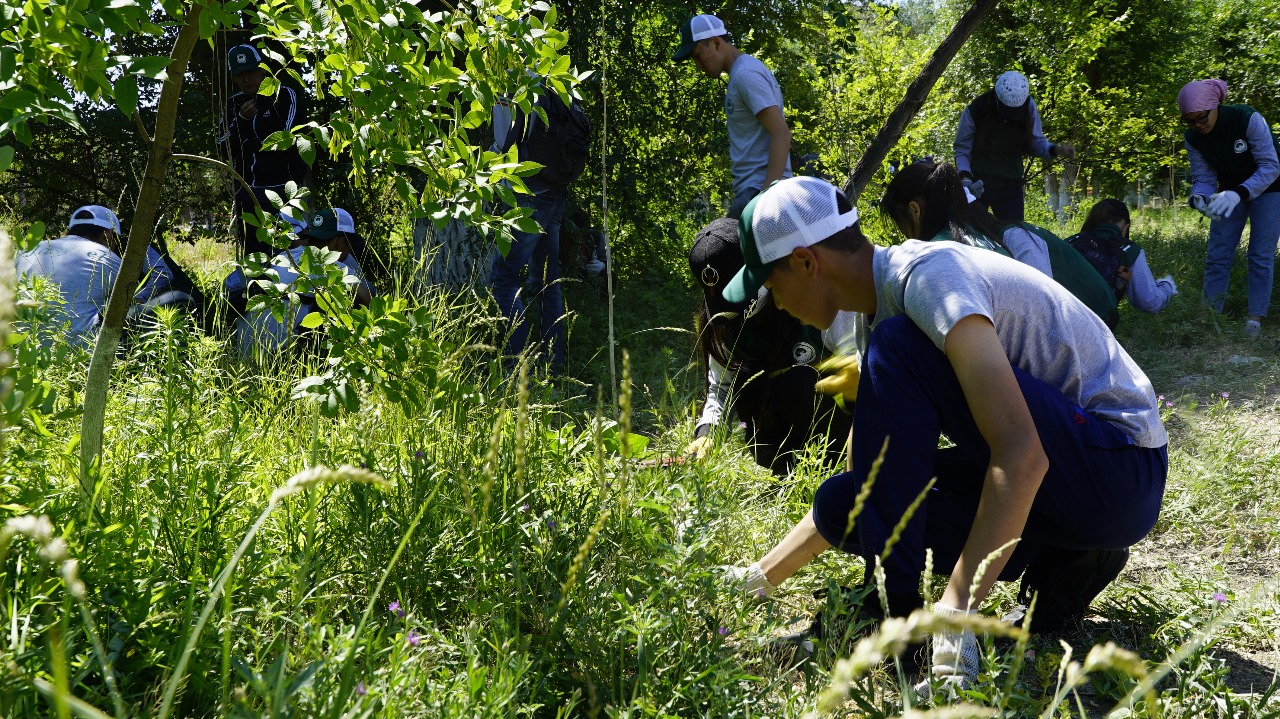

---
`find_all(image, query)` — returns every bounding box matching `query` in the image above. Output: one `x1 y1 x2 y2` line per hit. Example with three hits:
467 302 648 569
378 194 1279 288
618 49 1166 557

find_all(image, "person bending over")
880 159 1118 326
686 217 854 475
721 177 1167 690
1066 199 1177 318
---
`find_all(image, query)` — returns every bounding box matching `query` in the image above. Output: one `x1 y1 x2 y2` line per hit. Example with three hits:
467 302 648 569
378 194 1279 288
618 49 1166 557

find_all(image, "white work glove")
1190 194 1212 217
1208 190 1242 220
722 563 775 598
1157 274 1178 295
915 604 980 699
961 178 985 200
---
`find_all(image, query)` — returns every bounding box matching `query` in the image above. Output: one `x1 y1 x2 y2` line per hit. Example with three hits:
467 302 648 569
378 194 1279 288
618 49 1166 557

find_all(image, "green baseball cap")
673 14 727 61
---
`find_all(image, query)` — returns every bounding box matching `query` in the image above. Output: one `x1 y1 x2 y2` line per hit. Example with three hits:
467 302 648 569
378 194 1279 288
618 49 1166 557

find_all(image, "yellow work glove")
814 353 861 410
685 435 712 460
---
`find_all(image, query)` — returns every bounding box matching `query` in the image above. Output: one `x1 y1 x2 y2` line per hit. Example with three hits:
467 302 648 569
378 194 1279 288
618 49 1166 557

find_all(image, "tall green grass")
3 208 1279 717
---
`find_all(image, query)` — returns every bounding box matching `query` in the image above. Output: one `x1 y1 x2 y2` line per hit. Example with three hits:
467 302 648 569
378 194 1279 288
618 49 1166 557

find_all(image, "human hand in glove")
961 178 985 200
1157 274 1178 295
814 353 861 409
1208 190 1242 220
915 604 980 699
685 435 712 460
1190 194 1212 217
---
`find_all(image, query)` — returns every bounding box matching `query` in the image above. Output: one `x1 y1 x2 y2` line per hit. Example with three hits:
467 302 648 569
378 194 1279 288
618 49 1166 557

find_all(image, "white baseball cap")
674 15 728 61
722 177 859 304
68 205 121 233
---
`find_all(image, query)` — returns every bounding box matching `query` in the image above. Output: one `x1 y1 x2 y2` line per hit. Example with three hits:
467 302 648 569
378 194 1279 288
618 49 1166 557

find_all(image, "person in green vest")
1180 79 1280 338
879 160 1119 327
953 71 1075 223
1065 199 1178 319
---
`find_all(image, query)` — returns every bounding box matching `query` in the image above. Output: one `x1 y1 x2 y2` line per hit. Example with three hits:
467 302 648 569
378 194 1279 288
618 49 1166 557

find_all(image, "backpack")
507 85 592 189
1067 229 1130 302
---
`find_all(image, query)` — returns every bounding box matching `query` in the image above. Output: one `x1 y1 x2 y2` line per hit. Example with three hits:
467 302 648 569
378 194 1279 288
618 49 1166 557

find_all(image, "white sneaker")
1245 320 1262 339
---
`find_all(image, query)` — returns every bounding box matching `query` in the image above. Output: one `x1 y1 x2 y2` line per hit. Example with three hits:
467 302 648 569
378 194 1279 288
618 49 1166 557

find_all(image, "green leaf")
114 74 138 118
129 56 172 80
299 311 325 329
0 145 13 173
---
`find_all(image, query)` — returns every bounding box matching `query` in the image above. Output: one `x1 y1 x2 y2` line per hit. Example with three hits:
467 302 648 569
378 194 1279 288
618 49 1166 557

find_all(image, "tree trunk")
79 5 204 497
842 0 1001 202
411 216 492 292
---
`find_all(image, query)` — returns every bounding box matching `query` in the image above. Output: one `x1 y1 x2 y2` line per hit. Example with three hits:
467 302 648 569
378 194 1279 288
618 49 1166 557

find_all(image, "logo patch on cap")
314 214 324 225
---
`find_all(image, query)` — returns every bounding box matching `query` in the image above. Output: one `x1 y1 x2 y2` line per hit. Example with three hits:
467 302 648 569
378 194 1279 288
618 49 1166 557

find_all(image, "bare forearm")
764 130 791 186
759 512 831 586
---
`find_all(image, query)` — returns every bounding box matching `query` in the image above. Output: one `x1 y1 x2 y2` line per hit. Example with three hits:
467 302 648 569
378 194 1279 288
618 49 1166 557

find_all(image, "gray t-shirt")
725 54 791 195
871 240 1167 448
15 235 122 339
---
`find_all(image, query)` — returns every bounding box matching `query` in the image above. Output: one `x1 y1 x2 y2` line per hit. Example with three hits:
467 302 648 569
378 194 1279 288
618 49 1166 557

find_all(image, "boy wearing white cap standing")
953 70 1075 222
721 177 1167 692
217 43 308 258
15 205 124 344
674 14 792 218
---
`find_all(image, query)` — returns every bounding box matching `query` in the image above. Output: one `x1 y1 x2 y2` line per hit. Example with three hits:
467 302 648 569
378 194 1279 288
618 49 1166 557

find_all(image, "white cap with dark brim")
68 205 121 233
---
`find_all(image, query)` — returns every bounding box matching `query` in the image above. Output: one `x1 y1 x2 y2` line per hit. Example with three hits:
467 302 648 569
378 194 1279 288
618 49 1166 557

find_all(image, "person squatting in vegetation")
15 206 206 345
685 217 855 476
721 177 1168 692
1179 79 1280 338
953 71 1076 223
216 43 308 259
487 81 592 377
879 159 1120 327
674 14 792 219
233 207 373 359
1066 199 1177 319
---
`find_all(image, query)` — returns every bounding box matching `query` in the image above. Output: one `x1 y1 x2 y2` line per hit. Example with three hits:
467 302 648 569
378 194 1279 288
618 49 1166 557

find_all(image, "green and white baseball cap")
673 14 727 61
722 176 859 304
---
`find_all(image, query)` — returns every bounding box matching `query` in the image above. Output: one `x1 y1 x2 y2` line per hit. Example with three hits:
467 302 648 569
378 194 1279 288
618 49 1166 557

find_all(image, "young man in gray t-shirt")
16 205 123 344
719 177 1168 692
674 14 792 218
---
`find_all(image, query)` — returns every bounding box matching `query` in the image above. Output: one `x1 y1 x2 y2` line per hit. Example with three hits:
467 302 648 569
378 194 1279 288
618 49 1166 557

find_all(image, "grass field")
3 207 1280 717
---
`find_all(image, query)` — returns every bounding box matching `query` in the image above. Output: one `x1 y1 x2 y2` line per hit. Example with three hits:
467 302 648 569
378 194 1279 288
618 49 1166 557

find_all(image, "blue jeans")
490 192 567 373
1203 191 1280 318
810 316 1167 594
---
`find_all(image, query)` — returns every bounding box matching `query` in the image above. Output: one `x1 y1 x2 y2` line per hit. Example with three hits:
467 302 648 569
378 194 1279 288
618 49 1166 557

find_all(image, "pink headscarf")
1178 79 1228 114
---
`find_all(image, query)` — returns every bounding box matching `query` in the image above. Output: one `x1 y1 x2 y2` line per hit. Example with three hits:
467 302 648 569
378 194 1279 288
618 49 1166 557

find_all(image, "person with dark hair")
954 71 1076 222
15 205 123 345
1067 199 1177 317
216 43 308 258
686 217 854 475
1179 79 1280 338
881 160 1119 326
674 14 792 219
720 177 1166 693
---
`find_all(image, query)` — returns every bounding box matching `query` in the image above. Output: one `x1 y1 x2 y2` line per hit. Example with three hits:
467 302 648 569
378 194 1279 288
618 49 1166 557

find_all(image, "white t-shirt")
235 246 362 357
725 54 791 195
15 235 121 340
871 240 1167 448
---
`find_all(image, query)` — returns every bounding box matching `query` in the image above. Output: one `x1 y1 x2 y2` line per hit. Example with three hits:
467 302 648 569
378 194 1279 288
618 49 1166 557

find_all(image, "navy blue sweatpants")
811 316 1167 594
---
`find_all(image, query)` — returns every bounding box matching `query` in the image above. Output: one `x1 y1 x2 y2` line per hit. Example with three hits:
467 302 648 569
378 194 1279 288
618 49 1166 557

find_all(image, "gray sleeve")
822 310 867 356
901 253 996 351
1002 227 1053 276
1125 250 1174 313
953 107 976 175
739 65 781 117
1185 141 1219 199
135 247 173 302
1239 112 1280 199
1026 98 1052 158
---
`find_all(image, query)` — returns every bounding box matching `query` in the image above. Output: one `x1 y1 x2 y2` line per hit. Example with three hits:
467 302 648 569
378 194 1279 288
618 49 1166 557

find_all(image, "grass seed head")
271 464 390 502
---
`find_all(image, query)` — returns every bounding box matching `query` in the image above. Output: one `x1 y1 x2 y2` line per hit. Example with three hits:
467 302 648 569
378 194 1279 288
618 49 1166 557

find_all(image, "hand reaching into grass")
685 435 712 460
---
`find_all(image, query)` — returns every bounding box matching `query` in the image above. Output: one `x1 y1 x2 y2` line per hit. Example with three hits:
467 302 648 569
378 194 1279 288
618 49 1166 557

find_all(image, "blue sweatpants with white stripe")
810 315 1168 595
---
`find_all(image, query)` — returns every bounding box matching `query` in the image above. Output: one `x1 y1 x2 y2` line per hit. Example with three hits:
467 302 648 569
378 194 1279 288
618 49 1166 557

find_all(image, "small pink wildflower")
388 600 404 618
1165 401 1174 408
407 629 421 646
1221 392 1230 399
1157 394 1164 403
356 681 367 696
754 588 766 599
1212 592 1228 603
1024 649 1036 660
718 626 729 636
